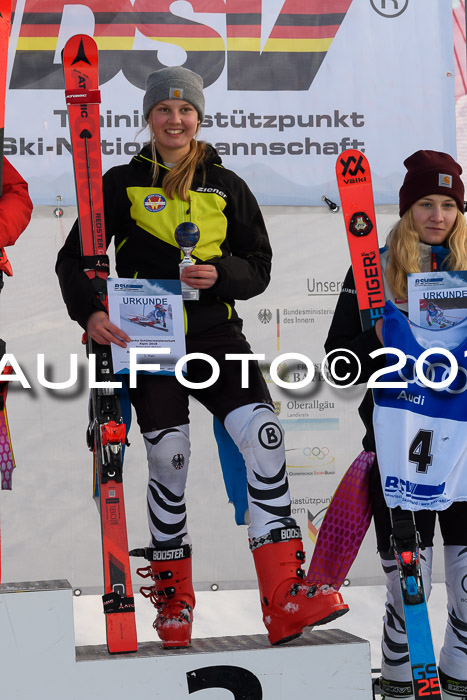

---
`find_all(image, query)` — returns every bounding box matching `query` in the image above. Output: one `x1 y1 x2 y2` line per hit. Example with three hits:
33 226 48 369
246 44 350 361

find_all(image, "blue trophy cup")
174 222 201 301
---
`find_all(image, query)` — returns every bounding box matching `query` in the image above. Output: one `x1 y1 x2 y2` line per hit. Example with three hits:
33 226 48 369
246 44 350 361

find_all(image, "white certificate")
407 270 467 329
107 278 186 375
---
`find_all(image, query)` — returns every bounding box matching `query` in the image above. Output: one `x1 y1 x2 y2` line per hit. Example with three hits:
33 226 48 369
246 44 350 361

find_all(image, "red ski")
63 34 137 654
335 149 385 329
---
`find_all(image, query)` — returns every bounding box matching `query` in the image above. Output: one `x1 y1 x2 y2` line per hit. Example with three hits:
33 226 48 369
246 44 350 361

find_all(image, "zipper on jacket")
219 299 232 319
115 237 128 256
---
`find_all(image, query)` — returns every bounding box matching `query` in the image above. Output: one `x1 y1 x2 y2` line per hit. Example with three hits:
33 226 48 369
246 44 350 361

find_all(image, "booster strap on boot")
130 543 192 562
131 543 193 598
249 524 302 552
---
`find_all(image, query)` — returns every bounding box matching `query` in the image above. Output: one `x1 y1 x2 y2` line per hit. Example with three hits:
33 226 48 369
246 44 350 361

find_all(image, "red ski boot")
133 542 195 648
251 525 349 645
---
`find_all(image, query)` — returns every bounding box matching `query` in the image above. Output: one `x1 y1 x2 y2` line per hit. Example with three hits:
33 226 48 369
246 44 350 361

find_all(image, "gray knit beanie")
143 67 205 121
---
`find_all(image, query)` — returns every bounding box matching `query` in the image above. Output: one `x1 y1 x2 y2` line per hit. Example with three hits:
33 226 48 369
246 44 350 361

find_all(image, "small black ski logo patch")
349 211 373 237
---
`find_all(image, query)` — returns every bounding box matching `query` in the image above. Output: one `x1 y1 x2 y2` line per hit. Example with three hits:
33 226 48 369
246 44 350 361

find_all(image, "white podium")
0 580 373 699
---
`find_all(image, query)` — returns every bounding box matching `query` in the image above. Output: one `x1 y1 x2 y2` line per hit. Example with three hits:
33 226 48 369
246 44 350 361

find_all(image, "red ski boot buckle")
401 551 413 566
101 421 126 446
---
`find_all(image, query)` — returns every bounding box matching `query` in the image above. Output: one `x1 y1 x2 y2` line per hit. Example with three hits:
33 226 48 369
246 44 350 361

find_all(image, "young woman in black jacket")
56 66 347 649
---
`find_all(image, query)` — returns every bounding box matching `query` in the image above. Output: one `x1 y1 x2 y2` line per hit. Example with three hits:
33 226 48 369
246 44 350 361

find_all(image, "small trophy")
174 222 200 301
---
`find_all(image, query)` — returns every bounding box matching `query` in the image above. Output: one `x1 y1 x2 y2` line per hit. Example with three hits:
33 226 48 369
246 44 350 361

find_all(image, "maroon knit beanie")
399 150 465 216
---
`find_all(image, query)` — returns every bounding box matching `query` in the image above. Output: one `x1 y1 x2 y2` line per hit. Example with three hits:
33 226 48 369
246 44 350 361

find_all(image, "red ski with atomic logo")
335 149 385 330
63 34 137 654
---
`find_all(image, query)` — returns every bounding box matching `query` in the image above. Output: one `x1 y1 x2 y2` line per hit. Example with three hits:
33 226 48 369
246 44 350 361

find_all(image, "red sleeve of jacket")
0 157 33 248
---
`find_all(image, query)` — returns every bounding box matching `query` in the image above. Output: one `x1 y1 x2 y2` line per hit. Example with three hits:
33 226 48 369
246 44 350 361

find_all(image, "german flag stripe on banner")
225 0 353 89
11 1 354 91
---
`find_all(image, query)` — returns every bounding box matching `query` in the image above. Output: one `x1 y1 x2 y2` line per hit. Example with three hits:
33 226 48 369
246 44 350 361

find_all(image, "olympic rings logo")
303 446 330 460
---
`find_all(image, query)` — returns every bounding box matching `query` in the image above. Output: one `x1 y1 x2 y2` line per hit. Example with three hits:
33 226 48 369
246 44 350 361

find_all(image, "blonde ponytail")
147 120 208 201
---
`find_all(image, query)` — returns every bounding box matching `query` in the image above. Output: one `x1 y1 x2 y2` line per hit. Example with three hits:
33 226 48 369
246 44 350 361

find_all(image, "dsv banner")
6 0 457 205
11 0 352 91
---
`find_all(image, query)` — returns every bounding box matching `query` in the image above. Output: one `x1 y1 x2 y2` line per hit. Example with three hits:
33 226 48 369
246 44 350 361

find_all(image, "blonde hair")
385 208 467 299
147 118 208 201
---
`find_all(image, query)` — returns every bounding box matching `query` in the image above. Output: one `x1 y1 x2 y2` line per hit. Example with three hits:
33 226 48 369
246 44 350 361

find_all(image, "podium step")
0 580 372 699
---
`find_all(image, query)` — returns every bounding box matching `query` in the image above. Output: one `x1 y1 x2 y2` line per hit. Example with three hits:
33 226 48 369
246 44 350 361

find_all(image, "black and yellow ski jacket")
56 144 272 336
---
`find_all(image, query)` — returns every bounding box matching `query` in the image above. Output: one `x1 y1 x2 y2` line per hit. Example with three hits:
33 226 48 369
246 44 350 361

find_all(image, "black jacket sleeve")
208 177 271 300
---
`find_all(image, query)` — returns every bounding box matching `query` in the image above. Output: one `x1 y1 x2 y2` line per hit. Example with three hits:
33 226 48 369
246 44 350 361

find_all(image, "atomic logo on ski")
349 211 373 237
70 37 92 66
